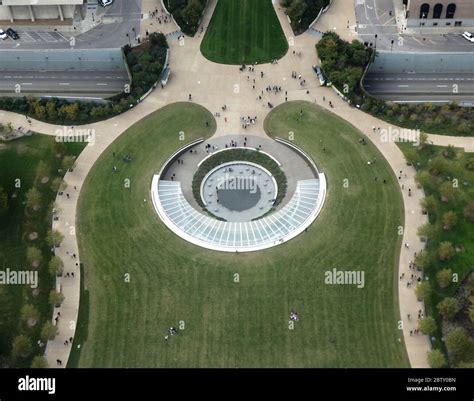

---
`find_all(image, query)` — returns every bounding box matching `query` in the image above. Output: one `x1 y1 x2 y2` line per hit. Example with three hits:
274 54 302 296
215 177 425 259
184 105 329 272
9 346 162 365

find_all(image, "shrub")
11 335 33 359
438 241 455 261
418 316 437 336
415 281 432 301
427 349 447 368
437 297 459 319
436 268 453 289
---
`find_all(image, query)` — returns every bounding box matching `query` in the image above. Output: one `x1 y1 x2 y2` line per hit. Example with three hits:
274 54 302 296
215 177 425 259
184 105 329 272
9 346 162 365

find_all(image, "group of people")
150 8 170 24
289 311 299 323
241 116 257 129
164 326 178 342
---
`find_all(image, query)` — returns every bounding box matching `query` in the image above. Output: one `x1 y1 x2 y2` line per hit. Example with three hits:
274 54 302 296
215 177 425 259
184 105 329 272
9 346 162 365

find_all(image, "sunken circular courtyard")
151 135 327 252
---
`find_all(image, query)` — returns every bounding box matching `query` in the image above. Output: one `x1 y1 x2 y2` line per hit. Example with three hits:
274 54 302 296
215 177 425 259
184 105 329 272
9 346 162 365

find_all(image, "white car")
462 31 474 43
98 0 114 6
0 29 7 40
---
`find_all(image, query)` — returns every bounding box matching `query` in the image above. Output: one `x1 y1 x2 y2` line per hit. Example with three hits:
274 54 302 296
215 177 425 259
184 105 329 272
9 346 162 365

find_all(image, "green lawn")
0 134 84 367
200 0 288 65
76 101 408 367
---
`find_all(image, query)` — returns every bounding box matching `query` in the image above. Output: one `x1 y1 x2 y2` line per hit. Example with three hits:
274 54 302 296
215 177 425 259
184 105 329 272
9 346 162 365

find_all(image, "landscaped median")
200 0 288 64
399 141 474 368
316 32 474 137
0 33 168 126
0 133 85 368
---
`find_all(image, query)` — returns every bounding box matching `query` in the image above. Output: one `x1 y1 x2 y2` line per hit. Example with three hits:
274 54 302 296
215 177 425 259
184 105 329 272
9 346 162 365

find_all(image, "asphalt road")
0 1 140 97
0 70 129 96
363 72 474 102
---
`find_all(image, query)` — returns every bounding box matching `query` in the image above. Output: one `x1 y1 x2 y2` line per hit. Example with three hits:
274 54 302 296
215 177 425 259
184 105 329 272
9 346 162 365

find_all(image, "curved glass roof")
151 175 326 252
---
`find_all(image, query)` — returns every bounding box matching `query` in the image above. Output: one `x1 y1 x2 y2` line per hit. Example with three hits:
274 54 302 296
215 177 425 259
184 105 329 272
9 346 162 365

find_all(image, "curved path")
2 0 473 368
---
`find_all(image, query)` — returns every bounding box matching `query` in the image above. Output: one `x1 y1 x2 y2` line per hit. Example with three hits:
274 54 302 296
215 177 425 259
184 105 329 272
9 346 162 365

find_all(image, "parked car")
98 0 114 6
312 65 330 86
6 28 19 40
462 31 474 43
0 29 7 40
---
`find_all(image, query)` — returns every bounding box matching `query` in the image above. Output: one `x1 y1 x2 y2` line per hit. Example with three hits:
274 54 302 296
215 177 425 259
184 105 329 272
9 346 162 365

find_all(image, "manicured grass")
0 134 84 367
200 0 288 65
77 101 408 367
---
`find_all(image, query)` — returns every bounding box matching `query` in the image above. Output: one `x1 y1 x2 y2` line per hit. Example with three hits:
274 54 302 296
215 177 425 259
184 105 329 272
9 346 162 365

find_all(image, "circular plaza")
151 135 327 252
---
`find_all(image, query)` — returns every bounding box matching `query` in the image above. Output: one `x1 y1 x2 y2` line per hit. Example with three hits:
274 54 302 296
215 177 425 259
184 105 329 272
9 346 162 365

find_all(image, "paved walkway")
2 0 474 368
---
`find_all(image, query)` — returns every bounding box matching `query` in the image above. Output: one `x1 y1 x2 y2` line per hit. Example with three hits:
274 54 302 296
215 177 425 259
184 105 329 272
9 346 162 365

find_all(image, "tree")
35 160 50 184
415 281 432 301
439 181 461 204
46 229 64 248
469 306 474 324
182 0 202 30
50 177 62 192
62 155 75 171
415 171 437 191
436 268 453 289
418 316 437 336
404 148 420 166
417 223 435 242
438 241 455 261
40 321 58 342
0 186 8 214
20 304 40 326
11 335 33 359
26 246 43 268
414 251 433 271
49 290 65 307
445 328 470 359
442 144 456 159
418 132 428 148
464 202 474 222
287 0 307 30
25 187 42 211
31 355 49 368
48 256 64 277
427 349 447 368
458 361 474 368
442 211 458 230
420 196 437 214
437 297 459 319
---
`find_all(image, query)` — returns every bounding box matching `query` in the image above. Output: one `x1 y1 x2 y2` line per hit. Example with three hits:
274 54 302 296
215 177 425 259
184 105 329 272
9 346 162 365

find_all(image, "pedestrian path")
2 0 473 368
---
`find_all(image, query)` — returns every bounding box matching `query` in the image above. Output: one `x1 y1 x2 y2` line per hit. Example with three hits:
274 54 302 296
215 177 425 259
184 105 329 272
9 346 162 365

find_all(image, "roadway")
0 0 140 97
0 70 129 96
363 72 474 102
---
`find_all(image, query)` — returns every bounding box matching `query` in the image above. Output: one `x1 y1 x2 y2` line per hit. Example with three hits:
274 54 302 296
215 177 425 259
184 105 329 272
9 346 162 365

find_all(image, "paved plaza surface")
163 135 316 214
2 0 474 368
